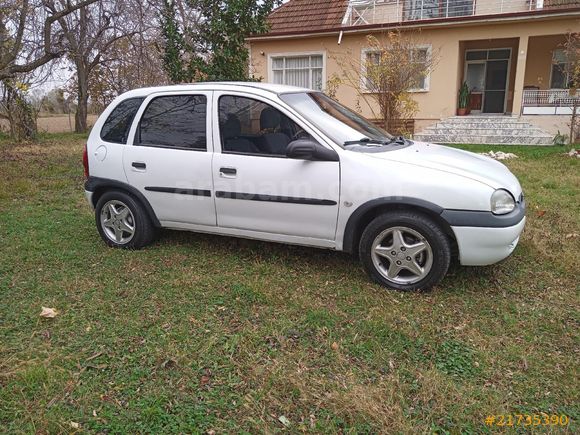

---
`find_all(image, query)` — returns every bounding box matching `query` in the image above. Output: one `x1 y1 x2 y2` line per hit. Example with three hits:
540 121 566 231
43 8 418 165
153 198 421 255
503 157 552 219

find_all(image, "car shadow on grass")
155 228 503 294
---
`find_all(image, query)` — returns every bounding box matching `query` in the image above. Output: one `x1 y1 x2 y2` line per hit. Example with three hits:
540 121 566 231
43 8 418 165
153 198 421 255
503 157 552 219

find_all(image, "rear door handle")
132 162 146 170
219 167 237 178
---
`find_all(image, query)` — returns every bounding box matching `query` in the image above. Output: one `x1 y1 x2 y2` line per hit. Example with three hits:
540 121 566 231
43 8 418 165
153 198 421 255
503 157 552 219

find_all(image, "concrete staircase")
414 116 554 145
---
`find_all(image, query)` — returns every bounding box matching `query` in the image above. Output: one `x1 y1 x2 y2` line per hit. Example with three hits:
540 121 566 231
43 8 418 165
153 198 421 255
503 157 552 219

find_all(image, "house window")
550 49 572 89
271 54 324 91
364 46 431 92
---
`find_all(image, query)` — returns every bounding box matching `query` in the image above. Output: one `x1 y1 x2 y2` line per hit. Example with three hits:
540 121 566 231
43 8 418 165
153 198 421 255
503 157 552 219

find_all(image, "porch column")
512 35 529 116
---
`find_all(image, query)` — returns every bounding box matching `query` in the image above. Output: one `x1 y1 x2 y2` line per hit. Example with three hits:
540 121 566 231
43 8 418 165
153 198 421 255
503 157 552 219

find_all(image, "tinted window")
218 95 311 156
100 98 144 144
138 95 207 150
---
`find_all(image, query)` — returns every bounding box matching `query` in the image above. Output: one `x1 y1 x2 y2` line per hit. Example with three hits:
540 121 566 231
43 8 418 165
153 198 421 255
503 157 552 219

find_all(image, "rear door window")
137 95 207 150
100 98 144 144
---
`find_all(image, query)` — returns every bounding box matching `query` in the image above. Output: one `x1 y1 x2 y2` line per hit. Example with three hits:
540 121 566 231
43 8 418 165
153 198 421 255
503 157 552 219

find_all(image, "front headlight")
491 189 516 215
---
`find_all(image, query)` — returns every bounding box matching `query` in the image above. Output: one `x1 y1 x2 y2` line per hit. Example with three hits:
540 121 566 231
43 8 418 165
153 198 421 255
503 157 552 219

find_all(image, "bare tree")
85 0 168 112
50 0 137 133
0 0 98 81
562 32 579 144
0 0 98 140
335 31 438 135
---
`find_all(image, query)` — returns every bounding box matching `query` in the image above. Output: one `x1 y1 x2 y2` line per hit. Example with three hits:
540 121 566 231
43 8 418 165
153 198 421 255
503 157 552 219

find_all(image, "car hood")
364 141 522 196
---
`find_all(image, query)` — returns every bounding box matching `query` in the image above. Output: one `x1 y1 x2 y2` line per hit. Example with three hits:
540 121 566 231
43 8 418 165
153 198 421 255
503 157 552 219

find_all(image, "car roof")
119 82 312 99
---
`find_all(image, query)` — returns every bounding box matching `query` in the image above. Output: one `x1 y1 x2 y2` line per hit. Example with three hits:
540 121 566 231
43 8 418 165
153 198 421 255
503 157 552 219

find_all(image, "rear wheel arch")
86 177 161 228
342 197 457 255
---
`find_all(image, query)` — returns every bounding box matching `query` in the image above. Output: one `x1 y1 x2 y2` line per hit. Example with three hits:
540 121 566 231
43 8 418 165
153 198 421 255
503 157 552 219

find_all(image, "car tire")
95 190 156 249
359 211 451 291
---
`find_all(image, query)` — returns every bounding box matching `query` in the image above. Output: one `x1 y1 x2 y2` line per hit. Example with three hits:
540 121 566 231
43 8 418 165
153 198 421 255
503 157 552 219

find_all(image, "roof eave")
247 7 580 41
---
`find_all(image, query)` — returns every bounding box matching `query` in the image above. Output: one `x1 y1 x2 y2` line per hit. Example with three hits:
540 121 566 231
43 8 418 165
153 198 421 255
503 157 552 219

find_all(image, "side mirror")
286 139 339 162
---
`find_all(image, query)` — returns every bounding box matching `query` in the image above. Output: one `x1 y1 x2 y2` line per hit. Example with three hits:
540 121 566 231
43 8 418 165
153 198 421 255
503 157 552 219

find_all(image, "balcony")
343 0 580 26
522 89 580 115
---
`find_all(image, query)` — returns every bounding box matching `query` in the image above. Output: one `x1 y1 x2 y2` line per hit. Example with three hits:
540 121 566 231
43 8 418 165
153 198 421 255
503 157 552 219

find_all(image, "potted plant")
457 81 471 116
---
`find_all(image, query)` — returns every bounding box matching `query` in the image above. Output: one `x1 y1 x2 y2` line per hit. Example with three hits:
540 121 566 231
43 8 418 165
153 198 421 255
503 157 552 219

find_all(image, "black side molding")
145 186 211 197
215 191 337 206
84 176 161 227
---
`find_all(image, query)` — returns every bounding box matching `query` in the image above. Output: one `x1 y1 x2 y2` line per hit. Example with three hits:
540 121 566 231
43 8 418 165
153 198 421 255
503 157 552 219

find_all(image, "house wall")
520 115 571 136
249 16 580 123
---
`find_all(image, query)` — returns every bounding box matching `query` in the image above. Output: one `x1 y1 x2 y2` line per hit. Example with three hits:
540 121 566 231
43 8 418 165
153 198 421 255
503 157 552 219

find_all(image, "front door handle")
132 162 146 170
219 167 237 178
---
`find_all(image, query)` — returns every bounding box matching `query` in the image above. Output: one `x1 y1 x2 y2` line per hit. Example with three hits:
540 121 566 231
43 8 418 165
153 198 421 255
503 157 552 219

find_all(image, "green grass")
1 135 578 433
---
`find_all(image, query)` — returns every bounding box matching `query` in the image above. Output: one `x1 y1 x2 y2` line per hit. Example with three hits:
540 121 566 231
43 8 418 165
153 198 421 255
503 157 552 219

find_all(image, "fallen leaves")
200 368 212 386
278 415 291 427
161 359 178 369
39 307 58 318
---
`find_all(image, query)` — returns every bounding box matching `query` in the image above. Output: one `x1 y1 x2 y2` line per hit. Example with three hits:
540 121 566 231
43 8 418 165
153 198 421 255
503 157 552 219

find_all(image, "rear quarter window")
100 97 144 144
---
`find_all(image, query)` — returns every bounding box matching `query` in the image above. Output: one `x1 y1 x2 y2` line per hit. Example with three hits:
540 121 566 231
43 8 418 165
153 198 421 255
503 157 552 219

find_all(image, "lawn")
0 134 578 433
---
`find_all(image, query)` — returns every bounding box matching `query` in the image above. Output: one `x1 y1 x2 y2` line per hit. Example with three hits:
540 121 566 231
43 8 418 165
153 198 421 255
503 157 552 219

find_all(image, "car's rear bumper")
452 216 526 266
85 190 94 210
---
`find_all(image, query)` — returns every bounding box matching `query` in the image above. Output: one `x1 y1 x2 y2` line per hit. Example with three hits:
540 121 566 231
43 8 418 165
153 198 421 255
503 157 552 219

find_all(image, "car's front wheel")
359 211 451 291
95 191 155 249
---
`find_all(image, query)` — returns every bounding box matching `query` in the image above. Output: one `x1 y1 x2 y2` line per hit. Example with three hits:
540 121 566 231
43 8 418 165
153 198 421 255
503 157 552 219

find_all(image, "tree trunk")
571 99 578 144
2 80 37 141
75 64 89 133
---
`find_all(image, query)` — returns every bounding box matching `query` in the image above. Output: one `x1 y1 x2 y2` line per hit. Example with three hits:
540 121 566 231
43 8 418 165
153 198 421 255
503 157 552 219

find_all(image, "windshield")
280 92 394 147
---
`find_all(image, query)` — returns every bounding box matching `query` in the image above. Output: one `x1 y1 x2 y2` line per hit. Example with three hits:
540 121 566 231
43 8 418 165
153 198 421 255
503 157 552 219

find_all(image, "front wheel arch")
342 198 457 256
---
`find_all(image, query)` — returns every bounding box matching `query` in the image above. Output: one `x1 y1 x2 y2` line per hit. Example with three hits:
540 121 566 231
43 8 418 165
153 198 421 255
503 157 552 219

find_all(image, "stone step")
424 128 552 137
445 116 520 123
435 122 537 130
415 115 555 145
414 134 554 145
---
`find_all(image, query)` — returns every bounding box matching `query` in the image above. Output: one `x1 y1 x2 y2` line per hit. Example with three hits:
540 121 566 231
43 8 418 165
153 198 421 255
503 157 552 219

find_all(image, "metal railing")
344 0 579 26
522 89 580 115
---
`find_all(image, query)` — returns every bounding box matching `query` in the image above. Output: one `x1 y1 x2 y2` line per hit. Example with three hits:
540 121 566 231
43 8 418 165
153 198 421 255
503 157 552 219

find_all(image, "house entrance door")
483 59 509 113
464 48 511 114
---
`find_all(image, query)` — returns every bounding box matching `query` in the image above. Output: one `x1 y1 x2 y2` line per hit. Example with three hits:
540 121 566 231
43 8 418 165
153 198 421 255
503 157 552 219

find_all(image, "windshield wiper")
386 136 407 145
344 136 407 147
343 138 390 146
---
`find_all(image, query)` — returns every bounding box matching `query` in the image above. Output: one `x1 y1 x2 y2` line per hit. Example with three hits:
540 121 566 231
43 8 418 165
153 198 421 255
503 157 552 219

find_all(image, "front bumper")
452 217 526 266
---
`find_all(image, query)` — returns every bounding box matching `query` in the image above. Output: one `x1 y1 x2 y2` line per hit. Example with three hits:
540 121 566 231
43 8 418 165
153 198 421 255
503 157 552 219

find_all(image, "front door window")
218 95 312 157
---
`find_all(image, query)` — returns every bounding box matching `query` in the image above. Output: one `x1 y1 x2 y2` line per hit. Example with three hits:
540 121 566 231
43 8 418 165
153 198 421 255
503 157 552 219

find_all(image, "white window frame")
360 45 432 93
549 49 571 90
267 51 326 91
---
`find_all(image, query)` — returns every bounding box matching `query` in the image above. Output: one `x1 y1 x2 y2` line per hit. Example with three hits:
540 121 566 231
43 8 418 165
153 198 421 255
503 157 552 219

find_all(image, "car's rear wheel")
95 191 155 249
359 211 451 291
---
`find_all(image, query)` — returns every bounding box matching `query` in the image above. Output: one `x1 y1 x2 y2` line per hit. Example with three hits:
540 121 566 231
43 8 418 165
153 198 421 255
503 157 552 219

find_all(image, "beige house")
248 0 580 144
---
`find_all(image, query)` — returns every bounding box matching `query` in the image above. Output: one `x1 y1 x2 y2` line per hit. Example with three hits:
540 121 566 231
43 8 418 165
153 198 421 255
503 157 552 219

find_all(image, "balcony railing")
343 0 580 26
522 89 580 115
